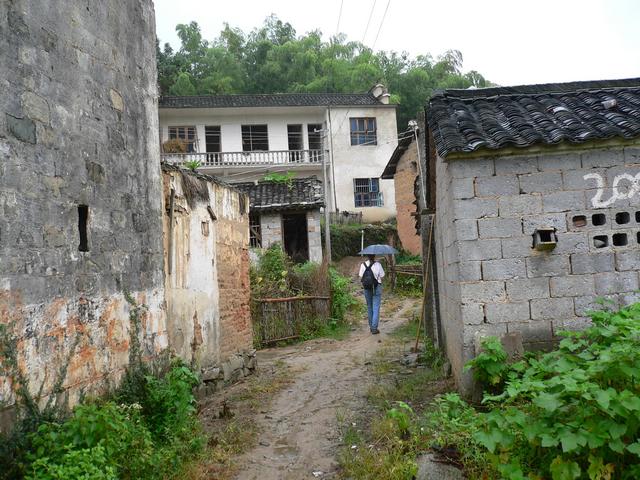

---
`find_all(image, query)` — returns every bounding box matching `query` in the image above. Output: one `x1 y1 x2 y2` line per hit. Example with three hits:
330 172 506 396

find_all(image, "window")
168 126 197 152
354 178 384 207
241 125 268 151
350 117 377 146
288 125 303 162
205 126 221 164
249 213 262 248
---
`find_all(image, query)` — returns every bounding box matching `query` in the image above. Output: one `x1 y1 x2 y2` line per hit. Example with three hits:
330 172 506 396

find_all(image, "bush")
466 303 640 479
162 139 187 153
323 223 399 261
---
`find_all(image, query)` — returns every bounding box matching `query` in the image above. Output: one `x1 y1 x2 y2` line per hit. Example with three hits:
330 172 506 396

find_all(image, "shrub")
463 336 510 393
184 160 201 171
323 223 399 261
162 139 187 153
472 303 640 479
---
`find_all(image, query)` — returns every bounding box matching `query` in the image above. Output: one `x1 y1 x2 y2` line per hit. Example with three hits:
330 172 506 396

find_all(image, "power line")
335 0 344 35
361 0 377 44
371 0 391 50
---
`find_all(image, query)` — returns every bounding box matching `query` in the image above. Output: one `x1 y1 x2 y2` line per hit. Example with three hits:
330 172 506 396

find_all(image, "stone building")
421 78 640 394
235 177 324 263
162 165 254 385
382 135 422 255
0 0 254 428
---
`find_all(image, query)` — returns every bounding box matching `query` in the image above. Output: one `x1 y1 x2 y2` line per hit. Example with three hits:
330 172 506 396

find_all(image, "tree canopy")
157 16 491 132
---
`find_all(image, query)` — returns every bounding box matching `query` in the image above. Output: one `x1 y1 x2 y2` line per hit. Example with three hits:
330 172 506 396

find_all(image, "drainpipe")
322 148 332 262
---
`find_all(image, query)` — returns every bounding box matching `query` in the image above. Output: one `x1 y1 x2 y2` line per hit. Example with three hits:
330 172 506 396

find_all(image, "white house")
158 85 398 222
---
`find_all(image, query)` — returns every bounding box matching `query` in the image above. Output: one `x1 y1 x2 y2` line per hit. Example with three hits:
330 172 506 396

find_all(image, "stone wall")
307 209 323 263
257 210 323 263
394 146 422 255
162 166 253 370
435 143 640 394
0 0 165 427
260 213 282 248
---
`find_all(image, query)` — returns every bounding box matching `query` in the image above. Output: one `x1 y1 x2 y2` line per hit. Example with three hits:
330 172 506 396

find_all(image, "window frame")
241 124 269 152
168 126 197 152
349 117 377 146
353 178 384 207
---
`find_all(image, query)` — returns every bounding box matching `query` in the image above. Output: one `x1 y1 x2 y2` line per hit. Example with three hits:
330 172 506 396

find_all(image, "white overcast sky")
153 0 639 87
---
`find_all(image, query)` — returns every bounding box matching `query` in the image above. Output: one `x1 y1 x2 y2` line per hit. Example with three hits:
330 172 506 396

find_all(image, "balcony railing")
162 149 327 168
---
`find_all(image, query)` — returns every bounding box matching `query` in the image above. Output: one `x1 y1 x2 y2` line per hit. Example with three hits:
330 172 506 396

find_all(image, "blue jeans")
363 284 382 331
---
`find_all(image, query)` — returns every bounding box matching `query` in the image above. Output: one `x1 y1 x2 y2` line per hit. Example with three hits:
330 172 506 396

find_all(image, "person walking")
359 254 385 334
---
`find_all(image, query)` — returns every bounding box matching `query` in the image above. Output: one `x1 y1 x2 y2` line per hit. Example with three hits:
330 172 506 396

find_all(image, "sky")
153 0 640 87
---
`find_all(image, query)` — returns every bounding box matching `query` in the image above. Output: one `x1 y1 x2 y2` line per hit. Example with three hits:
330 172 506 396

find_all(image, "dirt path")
233 296 419 480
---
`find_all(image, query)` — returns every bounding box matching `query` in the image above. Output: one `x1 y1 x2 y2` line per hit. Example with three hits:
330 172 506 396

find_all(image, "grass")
337 315 454 480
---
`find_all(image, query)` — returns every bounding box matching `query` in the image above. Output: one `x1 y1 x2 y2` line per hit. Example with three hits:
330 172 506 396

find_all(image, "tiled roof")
426 78 640 158
381 135 414 179
160 93 386 109
234 177 324 212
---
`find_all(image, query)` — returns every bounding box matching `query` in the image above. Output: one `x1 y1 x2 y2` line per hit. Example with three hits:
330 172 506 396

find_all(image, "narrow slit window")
572 215 587 228
78 205 89 252
592 213 606 226
613 233 628 246
616 212 630 224
593 234 608 248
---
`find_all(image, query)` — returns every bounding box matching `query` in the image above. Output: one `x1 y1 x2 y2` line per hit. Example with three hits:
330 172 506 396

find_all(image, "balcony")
161 149 327 169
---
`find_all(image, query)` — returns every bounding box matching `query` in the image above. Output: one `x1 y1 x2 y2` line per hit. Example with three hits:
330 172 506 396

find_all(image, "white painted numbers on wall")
584 172 640 208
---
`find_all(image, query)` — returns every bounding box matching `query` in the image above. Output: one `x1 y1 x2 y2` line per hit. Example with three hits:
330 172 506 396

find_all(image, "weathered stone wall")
258 210 323 263
0 0 165 426
435 143 640 394
162 166 253 370
394 146 422 255
260 213 282 248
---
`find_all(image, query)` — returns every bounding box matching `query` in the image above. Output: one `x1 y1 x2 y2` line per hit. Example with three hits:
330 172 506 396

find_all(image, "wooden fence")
252 295 331 345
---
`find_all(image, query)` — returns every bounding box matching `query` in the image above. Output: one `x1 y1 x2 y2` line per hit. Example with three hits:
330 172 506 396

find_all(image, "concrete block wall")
260 213 282 248
435 144 640 395
0 0 165 423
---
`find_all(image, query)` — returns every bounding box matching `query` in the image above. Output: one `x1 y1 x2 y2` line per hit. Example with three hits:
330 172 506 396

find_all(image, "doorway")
282 212 309 263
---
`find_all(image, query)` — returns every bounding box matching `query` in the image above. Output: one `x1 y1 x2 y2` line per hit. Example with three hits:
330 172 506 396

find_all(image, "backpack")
361 262 379 290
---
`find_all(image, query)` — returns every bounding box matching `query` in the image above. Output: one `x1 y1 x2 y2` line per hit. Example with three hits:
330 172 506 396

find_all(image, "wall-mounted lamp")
532 228 558 251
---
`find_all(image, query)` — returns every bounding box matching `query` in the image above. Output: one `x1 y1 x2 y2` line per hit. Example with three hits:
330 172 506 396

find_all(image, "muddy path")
233 296 420 480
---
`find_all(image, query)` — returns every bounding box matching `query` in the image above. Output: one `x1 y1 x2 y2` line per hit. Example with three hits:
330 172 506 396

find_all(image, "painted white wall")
328 106 398 222
159 103 399 222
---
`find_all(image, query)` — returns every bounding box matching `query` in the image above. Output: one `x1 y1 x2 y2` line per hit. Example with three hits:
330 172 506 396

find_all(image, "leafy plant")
464 336 509 392
263 171 295 189
471 303 640 479
184 159 201 171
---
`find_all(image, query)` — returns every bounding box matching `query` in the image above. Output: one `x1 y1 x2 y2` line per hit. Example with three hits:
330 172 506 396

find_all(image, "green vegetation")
425 302 640 479
157 16 491 132
184 160 202 171
250 245 360 346
394 252 422 297
323 222 399 261
262 171 295 189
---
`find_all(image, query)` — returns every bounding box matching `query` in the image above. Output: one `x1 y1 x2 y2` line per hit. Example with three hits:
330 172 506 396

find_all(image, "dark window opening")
282 212 309 263
307 124 323 162
613 233 628 246
205 126 221 164
350 117 377 145
288 125 303 162
78 205 89 252
616 212 630 224
538 230 553 242
241 124 268 151
168 126 197 152
593 234 608 248
636 211 640 223
637 232 640 244
249 213 262 248
354 178 384 207
592 213 606 226
572 215 587 228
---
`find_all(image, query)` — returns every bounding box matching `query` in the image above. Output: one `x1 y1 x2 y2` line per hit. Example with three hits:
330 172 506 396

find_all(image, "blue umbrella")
358 244 399 255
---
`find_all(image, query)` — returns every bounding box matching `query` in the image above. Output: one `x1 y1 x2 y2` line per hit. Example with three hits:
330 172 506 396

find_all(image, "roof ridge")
160 92 376 100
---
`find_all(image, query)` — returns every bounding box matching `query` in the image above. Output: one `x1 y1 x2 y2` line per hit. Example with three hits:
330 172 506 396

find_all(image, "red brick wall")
394 148 422 255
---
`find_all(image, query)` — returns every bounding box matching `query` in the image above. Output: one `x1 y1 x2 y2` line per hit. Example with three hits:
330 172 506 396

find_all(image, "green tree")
156 16 492 132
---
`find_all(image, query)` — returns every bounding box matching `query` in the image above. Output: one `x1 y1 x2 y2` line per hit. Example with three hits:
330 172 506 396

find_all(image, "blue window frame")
350 117 377 146
354 178 384 207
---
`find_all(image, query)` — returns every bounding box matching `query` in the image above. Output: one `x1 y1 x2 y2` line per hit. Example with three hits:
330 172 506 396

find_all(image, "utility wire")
335 0 344 35
361 0 377 43
372 0 391 50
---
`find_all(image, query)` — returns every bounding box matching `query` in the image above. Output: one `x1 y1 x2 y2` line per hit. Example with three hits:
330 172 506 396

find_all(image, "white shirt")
358 260 385 284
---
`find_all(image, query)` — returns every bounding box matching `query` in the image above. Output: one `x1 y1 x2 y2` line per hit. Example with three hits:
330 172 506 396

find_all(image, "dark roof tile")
234 177 324 211
160 93 385 109
427 78 640 157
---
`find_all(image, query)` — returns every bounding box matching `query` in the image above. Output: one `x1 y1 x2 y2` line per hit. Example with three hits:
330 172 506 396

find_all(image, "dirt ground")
198 288 422 480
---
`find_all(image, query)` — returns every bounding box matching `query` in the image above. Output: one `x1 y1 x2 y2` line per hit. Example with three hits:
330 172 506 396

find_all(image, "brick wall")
435 143 640 395
394 146 422 255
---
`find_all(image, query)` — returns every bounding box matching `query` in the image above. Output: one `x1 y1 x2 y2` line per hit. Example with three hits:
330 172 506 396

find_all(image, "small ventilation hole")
613 233 628 246
593 235 608 248
592 213 606 226
572 215 587 228
616 212 630 224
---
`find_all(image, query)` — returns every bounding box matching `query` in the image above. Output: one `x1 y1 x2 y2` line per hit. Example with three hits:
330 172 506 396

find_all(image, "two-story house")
158 85 398 223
